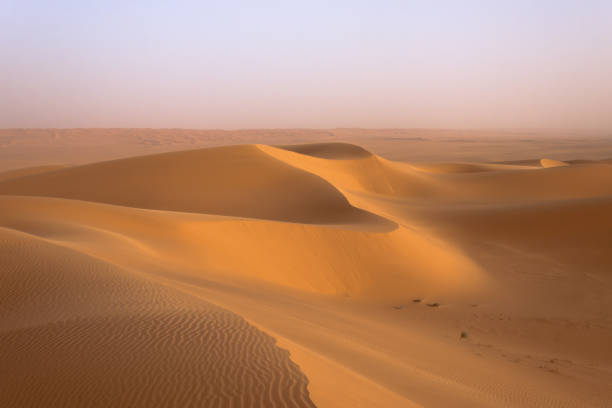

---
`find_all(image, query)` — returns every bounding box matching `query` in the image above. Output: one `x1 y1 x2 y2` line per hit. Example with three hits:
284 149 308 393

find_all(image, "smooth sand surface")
1 130 612 407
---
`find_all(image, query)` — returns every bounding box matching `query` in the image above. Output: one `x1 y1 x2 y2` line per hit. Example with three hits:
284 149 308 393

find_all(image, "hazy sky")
2 1 611 129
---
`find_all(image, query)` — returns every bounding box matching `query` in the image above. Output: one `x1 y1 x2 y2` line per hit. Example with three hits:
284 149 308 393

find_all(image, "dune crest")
276 142 374 159
259 144 442 198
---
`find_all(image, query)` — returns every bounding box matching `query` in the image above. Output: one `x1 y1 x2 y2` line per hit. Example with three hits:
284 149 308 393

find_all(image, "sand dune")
0 164 65 182
0 145 385 225
0 194 484 299
415 162 612 203
540 158 569 168
0 227 315 408
262 144 443 199
1 137 611 407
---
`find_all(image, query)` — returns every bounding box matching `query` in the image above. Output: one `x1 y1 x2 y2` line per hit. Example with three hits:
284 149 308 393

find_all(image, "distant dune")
2 128 612 171
0 164 66 182
540 158 569 168
1 134 612 407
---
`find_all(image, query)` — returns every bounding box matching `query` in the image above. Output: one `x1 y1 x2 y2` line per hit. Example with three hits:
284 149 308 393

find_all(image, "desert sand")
1 129 611 407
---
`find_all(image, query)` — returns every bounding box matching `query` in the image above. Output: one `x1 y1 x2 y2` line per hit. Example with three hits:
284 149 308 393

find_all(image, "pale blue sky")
2 1 611 129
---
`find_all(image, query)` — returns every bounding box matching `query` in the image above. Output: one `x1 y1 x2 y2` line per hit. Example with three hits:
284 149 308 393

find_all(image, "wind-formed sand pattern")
1 135 612 407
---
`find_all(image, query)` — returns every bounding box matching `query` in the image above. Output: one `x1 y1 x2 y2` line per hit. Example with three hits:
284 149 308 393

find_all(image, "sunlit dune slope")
0 195 486 299
264 143 612 203
540 158 569 168
0 227 316 408
262 144 443 198
420 196 612 276
277 142 373 159
0 145 384 225
432 162 612 202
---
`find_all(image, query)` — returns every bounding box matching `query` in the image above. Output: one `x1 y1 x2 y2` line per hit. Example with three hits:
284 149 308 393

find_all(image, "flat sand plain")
1 129 611 407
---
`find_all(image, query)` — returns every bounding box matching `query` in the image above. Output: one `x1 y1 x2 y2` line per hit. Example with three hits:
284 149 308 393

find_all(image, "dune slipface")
1 139 612 408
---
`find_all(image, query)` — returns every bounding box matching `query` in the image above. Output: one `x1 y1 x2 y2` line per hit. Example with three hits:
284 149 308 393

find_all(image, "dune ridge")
1 140 611 407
